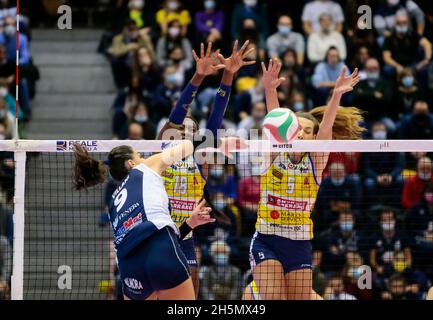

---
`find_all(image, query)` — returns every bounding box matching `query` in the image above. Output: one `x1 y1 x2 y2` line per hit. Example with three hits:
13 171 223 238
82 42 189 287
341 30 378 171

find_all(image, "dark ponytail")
73 144 106 191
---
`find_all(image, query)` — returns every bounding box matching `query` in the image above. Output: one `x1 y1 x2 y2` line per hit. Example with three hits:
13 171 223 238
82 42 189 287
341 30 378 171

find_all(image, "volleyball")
263 108 300 143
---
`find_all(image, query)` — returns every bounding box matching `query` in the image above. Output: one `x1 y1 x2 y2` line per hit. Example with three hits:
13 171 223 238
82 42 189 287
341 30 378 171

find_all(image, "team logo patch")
270 210 280 220
56 141 67 151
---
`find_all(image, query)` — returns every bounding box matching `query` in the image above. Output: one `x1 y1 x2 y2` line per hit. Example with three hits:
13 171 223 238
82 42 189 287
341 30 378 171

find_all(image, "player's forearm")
317 91 342 140
264 88 280 112
167 82 199 126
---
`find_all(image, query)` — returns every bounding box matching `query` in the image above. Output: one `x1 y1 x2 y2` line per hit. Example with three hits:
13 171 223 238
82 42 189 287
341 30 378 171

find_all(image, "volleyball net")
1 139 433 300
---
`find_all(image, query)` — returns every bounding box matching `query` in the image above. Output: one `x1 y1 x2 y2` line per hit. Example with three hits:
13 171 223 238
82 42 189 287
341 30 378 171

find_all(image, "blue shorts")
117 226 190 300
249 232 312 274
179 238 198 267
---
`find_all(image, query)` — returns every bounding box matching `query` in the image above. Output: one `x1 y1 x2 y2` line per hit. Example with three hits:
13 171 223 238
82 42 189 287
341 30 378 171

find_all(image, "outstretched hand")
187 199 215 229
261 58 285 91
216 40 256 74
192 42 226 77
334 67 360 95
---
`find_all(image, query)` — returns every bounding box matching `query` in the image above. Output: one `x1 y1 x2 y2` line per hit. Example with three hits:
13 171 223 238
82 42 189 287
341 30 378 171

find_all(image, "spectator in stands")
210 191 241 240
280 48 306 86
153 65 183 120
301 0 344 35
0 235 11 300
230 0 268 43
127 122 143 140
206 164 237 199
237 101 266 136
307 14 347 64
232 77 264 120
194 0 224 45
0 15 30 65
381 274 412 300
392 68 424 119
406 182 433 237
362 122 404 204
131 100 155 139
369 209 412 280
109 19 155 89
156 19 193 68
352 58 394 131
374 0 425 42
237 172 260 237
0 98 13 139
0 85 23 121
348 46 372 74
317 162 360 229
341 252 372 299
199 241 243 300
234 40 260 94
312 46 349 105
121 0 157 32
0 45 13 89
382 10 432 81
0 142 14 203
156 0 191 36
266 15 304 65
323 274 357 300
402 157 433 209
134 47 162 102
398 100 433 140
321 211 366 273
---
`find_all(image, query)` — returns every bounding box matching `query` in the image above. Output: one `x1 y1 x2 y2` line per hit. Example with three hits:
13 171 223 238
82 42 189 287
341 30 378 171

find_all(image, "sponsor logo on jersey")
272 169 283 180
267 194 307 211
161 171 174 180
170 199 195 211
123 212 143 230
56 140 98 151
124 278 143 290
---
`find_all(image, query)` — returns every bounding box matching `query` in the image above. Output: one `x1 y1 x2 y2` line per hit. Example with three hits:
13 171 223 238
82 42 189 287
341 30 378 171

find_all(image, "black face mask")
171 58 182 64
413 113 429 124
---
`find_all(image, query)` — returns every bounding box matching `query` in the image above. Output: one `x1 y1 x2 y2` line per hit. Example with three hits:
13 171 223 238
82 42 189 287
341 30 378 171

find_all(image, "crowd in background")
1 0 433 300
98 0 433 300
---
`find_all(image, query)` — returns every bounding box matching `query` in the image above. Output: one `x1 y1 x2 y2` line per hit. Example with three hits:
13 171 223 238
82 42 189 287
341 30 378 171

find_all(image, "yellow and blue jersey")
256 153 320 240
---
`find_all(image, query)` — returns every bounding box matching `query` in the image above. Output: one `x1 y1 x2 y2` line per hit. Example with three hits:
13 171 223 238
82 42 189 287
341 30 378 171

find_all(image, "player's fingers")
192 49 199 62
261 61 267 73
206 41 212 57
200 42 204 58
339 66 347 78
243 60 256 66
242 47 255 59
216 53 226 64
239 39 250 55
212 64 226 71
232 39 238 55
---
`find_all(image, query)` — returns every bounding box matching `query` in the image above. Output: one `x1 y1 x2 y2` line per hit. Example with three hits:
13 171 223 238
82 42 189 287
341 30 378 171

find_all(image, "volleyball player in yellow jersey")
249 59 364 300
157 41 255 295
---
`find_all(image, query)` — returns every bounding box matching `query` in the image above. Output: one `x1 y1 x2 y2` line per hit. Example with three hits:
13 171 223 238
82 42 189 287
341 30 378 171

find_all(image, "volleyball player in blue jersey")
73 138 242 300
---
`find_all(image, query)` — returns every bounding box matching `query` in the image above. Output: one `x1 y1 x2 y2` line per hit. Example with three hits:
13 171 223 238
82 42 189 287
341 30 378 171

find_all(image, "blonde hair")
297 106 365 140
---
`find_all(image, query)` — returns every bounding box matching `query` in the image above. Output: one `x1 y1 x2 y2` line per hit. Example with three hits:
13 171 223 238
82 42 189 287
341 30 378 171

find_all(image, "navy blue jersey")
108 163 179 258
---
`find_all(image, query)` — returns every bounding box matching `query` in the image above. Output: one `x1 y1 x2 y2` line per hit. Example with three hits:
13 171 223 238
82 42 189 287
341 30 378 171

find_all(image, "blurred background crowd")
1 0 433 300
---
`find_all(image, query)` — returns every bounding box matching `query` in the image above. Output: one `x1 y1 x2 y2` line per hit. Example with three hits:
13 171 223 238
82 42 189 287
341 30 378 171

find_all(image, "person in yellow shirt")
156 0 191 36
249 59 364 300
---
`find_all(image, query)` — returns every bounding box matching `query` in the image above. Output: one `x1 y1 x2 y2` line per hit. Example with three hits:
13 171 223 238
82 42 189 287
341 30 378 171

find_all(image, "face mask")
372 130 387 140
0 134 5 140
244 0 257 7
171 57 183 64
284 60 296 68
293 102 304 112
393 261 407 273
252 113 264 123
165 73 182 86
0 87 8 97
402 76 414 87
0 109 6 119
395 25 408 34
366 71 380 81
204 0 216 10
4 24 15 37
388 0 400 6
210 167 224 178
168 27 181 38
278 25 291 35
134 115 148 123
350 267 362 279
381 221 396 232
340 221 354 233
425 193 433 204
131 0 144 9
214 201 226 211
214 253 229 266
331 177 345 186
418 172 431 181
167 1 179 10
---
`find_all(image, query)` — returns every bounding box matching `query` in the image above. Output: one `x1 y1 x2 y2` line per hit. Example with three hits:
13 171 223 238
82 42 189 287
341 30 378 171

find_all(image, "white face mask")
244 0 257 7
418 172 432 181
131 0 144 9
381 221 396 232
168 27 181 38
167 1 180 10
372 130 387 140
0 87 8 97
4 24 15 37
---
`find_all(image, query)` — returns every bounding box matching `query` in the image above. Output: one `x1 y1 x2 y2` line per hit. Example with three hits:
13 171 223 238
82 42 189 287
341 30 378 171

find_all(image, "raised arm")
316 67 360 140
261 59 286 113
206 40 256 136
157 42 225 139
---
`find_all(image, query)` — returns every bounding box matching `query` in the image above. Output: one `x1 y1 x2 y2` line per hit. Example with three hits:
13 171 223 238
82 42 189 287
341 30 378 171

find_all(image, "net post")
11 150 26 300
